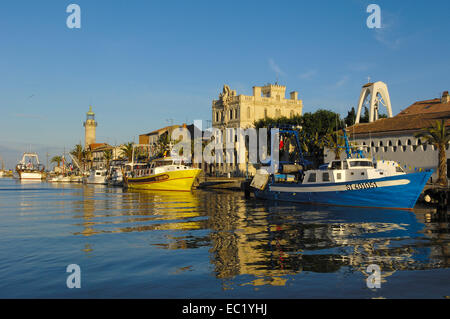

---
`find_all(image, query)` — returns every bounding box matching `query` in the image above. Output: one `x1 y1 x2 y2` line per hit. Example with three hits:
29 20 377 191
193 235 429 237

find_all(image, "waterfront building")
212 83 303 176
83 106 97 149
89 143 125 169
139 124 182 155
325 90 450 182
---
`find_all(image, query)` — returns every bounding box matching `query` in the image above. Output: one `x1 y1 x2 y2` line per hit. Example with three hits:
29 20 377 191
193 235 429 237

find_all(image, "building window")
307 173 316 183
247 107 250 118
230 109 233 120
235 108 238 119
264 108 268 118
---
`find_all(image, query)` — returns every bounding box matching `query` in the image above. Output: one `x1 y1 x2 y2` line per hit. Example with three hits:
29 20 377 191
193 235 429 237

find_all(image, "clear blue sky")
0 0 449 168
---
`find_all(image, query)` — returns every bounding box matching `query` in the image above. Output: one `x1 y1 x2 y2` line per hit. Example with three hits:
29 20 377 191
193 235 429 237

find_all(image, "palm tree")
50 156 62 168
120 142 134 161
70 144 83 169
103 149 113 169
414 119 450 186
324 130 346 160
82 148 92 171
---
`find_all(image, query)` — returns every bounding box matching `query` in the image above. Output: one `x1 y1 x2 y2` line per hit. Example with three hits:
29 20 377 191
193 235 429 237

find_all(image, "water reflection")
71 185 450 288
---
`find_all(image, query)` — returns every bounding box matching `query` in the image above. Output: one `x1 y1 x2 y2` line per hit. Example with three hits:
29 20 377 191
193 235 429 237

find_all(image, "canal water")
0 178 449 298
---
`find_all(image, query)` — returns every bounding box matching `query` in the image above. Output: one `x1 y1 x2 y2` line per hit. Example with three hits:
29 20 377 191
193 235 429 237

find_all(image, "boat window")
343 161 348 169
349 161 373 167
331 161 341 170
307 173 316 183
336 173 342 180
396 166 404 173
154 160 173 167
322 172 330 182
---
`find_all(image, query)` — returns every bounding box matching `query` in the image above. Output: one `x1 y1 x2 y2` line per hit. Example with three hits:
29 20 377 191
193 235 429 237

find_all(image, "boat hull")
85 175 107 184
18 171 44 180
254 171 433 210
125 169 201 191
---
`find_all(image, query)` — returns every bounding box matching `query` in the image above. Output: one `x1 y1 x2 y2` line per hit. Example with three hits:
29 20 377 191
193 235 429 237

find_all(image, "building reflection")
203 194 450 287
73 186 450 287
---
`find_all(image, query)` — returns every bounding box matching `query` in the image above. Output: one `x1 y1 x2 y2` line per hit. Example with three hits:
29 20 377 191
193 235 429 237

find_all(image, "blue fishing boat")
251 127 433 210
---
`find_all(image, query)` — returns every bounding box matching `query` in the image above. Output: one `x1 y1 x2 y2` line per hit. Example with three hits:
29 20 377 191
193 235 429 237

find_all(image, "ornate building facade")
212 83 303 176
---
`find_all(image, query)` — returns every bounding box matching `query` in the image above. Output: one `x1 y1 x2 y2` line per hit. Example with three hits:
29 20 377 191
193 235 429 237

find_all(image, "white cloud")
334 75 349 88
268 58 286 77
299 69 317 80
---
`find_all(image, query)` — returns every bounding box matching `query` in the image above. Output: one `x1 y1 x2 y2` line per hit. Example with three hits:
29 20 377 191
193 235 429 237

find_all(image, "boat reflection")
71 187 449 287
74 187 203 237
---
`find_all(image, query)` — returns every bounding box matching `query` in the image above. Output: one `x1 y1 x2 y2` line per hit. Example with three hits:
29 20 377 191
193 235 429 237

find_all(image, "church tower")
83 106 97 149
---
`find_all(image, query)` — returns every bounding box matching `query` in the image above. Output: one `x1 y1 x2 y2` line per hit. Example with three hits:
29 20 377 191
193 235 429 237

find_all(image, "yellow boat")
123 157 201 191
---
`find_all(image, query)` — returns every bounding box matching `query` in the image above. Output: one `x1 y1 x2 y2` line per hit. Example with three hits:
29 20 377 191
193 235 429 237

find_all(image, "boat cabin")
301 158 405 185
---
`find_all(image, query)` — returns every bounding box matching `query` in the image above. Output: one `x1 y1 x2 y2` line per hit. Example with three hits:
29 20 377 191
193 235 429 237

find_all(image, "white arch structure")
355 81 393 123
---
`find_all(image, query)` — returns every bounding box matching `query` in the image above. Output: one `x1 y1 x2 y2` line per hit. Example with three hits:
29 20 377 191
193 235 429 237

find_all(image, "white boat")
15 153 45 180
106 160 126 187
85 169 108 184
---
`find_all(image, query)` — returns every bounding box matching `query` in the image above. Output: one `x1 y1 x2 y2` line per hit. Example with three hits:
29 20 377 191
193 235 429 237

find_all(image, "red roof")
348 95 450 136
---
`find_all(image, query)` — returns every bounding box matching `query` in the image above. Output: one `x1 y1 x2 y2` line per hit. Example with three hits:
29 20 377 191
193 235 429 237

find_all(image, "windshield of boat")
348 160 373 168
154 160 174 167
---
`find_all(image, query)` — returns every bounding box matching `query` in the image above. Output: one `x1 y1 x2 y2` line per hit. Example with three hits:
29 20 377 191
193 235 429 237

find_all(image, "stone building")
211 83 303 176
325 91 450 182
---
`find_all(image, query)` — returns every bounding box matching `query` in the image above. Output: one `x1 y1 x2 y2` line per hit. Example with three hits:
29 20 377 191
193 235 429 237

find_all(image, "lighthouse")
83 106 97 149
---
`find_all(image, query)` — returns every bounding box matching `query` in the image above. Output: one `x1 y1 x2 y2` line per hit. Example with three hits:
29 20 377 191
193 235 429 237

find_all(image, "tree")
254 109 344 166
51 156 62 168
70 144 83 167
359 106 370 123
103 149 113 169
345 107 356 127
120 142 134 161
156 132 171 157
414 119 450 186
324 130 347 160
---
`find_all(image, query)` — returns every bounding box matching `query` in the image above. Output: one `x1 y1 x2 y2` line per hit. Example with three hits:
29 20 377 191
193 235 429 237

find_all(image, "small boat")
85 169 108 184
250 127 433 210
106 160 126 187
123 157 201 191
15 153 45 180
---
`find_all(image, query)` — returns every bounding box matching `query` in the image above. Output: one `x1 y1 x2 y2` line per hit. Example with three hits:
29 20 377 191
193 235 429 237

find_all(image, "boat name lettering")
346 181 378 191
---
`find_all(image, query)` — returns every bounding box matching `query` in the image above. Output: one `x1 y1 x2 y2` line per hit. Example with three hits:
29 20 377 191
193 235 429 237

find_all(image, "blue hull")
254 171 433 210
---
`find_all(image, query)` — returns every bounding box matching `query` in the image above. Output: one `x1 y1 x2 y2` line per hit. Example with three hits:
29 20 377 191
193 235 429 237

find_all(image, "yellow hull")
125 168 201 191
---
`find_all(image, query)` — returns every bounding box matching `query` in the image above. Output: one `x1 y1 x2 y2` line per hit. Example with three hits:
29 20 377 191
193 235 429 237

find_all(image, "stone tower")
83 106 97 149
